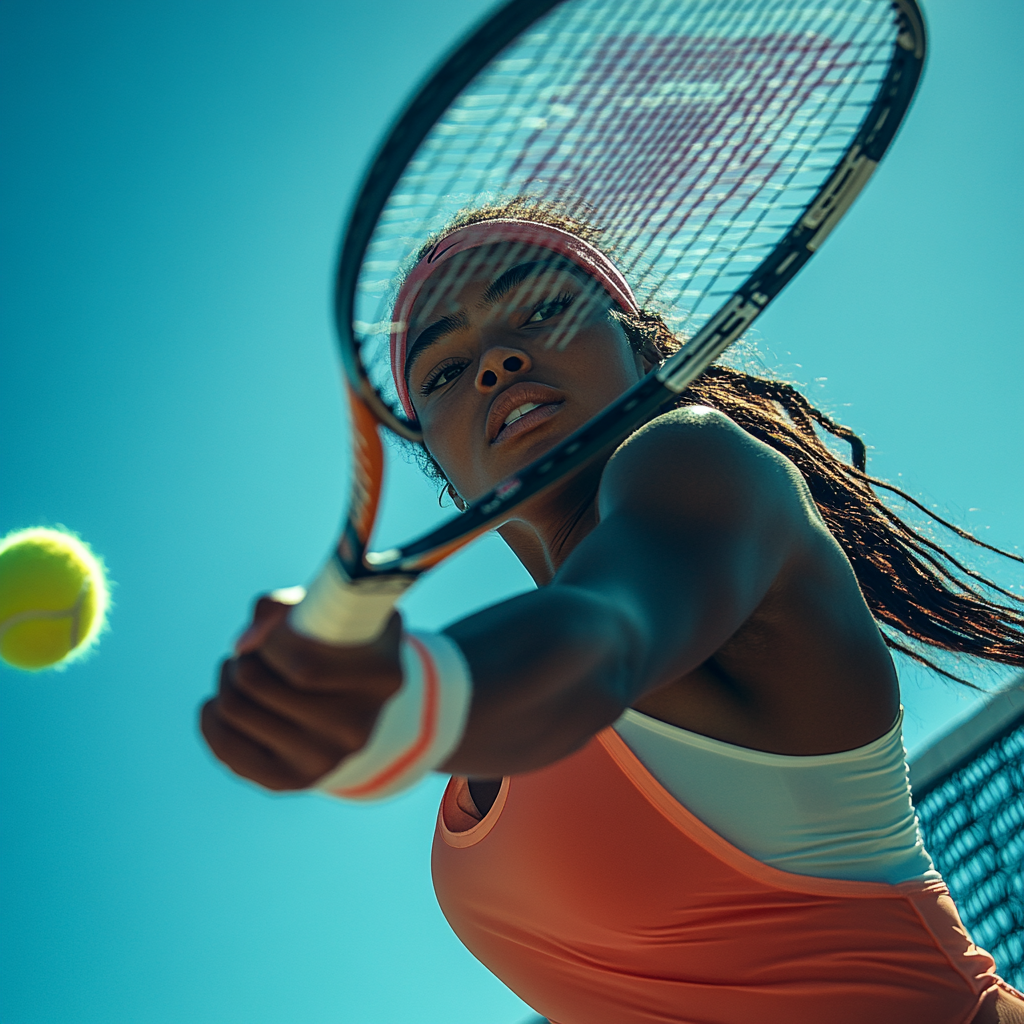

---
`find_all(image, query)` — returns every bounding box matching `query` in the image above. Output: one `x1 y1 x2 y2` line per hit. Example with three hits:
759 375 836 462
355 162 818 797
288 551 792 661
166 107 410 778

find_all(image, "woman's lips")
491 400 563 445
486 381 566 444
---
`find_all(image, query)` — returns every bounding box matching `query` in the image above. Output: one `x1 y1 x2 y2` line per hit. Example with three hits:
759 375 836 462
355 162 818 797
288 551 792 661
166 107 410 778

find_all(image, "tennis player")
202 205 1024 1023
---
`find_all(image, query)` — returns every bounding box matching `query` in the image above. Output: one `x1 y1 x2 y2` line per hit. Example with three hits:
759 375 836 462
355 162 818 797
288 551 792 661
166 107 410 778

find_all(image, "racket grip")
288 558 413 645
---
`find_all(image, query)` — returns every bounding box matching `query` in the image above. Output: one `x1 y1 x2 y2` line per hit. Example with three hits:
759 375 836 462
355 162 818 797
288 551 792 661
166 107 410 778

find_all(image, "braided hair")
405 199 1024 685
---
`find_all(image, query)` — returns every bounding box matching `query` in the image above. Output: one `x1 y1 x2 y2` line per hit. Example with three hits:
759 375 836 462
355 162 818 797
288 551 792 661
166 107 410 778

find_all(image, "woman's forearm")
440 583 646 776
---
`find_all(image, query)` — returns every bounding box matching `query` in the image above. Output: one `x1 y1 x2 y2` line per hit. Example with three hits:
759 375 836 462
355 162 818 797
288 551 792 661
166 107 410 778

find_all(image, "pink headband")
389 219 639 421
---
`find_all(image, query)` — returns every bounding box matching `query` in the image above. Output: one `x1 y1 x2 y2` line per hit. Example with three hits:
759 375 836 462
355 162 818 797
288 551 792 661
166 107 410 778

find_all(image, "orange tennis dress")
431 728 1008 1024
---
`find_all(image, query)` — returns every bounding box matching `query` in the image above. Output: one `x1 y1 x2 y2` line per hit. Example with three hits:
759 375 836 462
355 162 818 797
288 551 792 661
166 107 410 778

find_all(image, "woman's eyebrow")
482 259 580 305
405 310 469 386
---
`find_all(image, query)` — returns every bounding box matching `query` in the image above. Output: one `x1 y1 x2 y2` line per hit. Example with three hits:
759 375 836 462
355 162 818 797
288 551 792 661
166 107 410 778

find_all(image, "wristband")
314 629 472 801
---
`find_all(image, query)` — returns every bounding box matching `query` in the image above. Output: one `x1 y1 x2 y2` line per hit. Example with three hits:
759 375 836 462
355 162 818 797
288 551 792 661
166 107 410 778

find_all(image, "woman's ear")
447 483 467 512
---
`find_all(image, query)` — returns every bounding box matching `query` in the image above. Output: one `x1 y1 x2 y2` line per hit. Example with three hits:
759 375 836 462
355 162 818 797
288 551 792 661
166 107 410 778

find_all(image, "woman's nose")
475 347 532 391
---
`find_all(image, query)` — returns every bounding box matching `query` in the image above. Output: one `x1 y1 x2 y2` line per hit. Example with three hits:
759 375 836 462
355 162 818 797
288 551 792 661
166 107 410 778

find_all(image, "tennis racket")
287 0 927 646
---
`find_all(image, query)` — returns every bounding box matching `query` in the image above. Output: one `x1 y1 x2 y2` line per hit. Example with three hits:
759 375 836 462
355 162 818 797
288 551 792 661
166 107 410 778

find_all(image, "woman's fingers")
258 611 404 698
199 701 312 791
200 603 405 792
234 595 293 655
230 651 381 753
207 660 346 786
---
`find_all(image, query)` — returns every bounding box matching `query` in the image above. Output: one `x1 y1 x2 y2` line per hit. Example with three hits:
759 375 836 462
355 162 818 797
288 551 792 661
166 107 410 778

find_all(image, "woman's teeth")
503 402 542 428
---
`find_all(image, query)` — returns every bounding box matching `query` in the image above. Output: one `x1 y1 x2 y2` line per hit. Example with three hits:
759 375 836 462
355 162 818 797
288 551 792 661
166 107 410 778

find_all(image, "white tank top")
613 706 939 884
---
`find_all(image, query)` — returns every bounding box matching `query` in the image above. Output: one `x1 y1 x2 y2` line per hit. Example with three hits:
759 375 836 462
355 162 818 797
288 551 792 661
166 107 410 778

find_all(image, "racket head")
332 0 926 573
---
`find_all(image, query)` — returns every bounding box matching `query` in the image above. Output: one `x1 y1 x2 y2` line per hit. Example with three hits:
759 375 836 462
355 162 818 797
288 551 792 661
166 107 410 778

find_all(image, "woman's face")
404 241 646 503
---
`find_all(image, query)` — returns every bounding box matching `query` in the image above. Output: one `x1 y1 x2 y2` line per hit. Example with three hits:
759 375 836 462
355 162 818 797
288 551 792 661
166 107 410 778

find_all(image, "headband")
389 219 639 421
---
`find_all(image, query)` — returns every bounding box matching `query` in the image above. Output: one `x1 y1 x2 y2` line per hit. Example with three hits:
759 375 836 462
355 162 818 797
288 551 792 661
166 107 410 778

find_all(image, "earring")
446 483 467 512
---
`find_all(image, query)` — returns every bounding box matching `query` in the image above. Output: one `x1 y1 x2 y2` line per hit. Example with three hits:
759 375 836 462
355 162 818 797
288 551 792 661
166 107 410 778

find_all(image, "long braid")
406 199 1024 685
664 360 1024 684
708 371 1023 598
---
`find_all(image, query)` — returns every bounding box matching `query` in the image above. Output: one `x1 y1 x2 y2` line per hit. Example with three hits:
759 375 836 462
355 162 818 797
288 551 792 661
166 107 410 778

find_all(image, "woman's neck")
496 463 604 585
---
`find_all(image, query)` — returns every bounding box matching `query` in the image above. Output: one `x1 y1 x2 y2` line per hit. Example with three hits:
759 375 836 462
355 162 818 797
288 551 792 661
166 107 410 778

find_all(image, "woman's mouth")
492 400 562 444
487 382 566 445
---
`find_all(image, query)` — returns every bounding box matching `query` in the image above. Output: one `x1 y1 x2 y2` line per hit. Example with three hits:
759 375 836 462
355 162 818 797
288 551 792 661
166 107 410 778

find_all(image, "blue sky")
1 1 1021 1022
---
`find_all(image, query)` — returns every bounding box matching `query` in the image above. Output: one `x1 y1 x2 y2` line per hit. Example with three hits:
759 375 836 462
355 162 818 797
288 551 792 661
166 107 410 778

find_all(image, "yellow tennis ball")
0 527 110 671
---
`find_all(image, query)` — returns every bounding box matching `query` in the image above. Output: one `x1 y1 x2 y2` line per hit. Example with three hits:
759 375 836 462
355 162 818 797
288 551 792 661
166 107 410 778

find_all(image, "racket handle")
288 558 413 645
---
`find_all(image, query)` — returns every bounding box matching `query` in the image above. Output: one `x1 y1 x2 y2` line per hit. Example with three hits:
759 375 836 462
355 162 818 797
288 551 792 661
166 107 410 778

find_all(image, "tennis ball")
0 527 110 671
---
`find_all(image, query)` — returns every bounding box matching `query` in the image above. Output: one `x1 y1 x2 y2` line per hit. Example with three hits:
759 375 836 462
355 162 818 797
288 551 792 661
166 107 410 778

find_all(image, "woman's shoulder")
600 403 816 528
617 404 786 465
606 405 901 752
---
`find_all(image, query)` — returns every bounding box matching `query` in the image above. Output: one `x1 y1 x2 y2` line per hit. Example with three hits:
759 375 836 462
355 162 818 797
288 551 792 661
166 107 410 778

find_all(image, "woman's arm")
441 406 810 775
202 407 816 789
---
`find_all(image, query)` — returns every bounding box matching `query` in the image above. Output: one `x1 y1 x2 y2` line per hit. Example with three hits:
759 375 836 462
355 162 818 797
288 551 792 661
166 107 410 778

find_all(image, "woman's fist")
200 594 403 791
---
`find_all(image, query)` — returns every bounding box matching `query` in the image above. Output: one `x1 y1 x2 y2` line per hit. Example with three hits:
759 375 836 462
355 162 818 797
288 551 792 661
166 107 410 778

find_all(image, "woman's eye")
420 359 468 395
526 291 575 323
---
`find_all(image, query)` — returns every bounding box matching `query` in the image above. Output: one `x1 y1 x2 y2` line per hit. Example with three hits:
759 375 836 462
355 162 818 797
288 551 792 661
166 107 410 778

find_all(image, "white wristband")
314 629 472 802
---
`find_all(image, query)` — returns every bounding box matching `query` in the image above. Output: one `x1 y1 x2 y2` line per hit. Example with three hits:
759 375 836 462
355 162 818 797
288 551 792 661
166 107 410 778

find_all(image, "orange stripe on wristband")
330 634 439 799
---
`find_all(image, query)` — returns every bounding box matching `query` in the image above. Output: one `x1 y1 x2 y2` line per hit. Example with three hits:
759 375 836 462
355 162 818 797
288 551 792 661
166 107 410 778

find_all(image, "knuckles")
229 651 276 696
214 677 251 722
216 654 383 757
201 692 344 790
202 605 405 792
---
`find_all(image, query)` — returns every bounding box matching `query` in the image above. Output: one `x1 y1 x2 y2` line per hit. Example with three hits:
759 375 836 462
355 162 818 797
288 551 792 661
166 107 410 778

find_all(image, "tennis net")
910 675 1024 990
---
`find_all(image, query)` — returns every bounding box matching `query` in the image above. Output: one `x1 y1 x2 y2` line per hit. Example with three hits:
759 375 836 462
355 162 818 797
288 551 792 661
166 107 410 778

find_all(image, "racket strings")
518 3 870 236
354 0 903 420
503 5 813 263
611 40 885 297
506 3 695 192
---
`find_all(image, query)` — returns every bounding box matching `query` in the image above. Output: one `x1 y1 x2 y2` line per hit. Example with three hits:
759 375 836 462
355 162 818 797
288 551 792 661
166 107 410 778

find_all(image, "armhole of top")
439 775 511 848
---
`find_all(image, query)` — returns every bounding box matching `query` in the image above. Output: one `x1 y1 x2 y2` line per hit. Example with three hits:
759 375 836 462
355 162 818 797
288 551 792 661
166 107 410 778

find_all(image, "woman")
201 203 1024 1023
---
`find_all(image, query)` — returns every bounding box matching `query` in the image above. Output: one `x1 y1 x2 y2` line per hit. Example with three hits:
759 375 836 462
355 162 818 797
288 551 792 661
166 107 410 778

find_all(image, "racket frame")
330 0 927 583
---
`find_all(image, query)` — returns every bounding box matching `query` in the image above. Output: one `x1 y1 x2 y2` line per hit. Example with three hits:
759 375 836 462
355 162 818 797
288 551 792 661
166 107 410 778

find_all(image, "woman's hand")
200 595 404 791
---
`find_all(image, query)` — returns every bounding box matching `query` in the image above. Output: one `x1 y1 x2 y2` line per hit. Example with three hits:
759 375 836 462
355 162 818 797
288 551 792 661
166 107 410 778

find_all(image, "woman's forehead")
407 240 584 328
